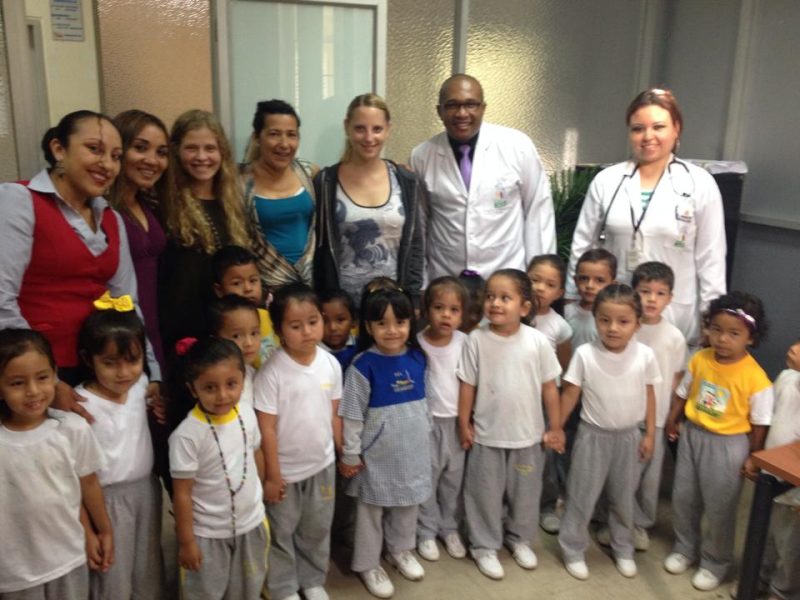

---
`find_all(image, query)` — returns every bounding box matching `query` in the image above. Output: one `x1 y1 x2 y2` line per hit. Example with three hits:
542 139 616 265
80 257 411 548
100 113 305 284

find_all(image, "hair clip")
460 269 481 278
93 291 134 312
721 308 756 330
175 337 199 356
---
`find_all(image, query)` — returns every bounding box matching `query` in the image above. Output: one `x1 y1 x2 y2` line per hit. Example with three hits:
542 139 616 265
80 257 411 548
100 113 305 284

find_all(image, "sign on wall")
51 0 84 42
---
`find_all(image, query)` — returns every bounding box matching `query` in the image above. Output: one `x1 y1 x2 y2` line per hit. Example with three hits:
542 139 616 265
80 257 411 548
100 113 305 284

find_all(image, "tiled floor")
162 456 754 599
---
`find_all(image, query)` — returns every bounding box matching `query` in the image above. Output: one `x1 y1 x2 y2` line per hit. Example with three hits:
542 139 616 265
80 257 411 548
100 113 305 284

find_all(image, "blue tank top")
254 188 313 264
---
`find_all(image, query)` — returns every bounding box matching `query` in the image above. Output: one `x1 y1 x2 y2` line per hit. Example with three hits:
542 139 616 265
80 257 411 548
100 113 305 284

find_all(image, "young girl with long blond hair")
159 110 251 363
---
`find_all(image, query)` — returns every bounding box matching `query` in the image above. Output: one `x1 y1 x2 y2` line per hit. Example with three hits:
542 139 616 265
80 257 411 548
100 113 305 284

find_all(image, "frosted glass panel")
467 0 644 170
384 0 453 162
97 0 213 127
229 1 374 167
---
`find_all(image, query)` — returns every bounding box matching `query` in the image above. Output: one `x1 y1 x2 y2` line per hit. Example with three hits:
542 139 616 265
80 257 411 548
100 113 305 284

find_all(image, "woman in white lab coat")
567 89 726 345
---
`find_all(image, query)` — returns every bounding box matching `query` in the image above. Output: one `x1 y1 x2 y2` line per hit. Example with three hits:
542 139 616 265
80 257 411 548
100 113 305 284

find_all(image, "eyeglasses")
441 100 484 113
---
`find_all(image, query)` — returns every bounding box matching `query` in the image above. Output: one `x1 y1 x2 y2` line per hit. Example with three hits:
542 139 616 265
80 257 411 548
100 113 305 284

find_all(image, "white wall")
658 0 741 160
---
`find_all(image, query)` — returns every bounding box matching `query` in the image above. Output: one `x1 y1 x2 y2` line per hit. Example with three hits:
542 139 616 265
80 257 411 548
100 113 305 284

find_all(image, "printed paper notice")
51 0 84 42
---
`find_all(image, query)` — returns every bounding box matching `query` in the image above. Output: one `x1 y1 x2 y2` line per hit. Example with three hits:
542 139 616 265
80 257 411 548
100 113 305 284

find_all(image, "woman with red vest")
0 110 162 415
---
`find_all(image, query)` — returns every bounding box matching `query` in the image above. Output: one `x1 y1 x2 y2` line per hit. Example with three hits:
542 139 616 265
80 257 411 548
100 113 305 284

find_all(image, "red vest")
18 187 120 368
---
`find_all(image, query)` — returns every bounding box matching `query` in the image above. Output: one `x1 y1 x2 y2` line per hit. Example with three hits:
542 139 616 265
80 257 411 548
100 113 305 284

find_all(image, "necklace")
201 405 248 536
199 200 224 250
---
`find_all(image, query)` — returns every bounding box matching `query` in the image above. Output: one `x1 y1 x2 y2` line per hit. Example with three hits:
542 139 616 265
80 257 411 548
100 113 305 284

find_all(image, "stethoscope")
598 157 695 243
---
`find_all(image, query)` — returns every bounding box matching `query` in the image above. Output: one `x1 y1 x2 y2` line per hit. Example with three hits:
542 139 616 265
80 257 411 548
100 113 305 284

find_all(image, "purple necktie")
459 144 472 190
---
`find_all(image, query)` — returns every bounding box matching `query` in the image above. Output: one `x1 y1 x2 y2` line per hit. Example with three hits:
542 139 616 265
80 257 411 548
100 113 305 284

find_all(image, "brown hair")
488 268 538 326
423 276 468 319
341 93 390 163
163 110 250 253
107 110 169 214
625 88 683 148
592 283 643 319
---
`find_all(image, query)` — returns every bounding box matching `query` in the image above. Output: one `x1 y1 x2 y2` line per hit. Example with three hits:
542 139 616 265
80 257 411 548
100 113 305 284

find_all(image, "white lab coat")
567 157 726 345
410 123 555 281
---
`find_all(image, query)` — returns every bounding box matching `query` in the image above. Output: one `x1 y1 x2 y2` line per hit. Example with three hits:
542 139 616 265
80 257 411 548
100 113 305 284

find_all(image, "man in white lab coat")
410 74 556 281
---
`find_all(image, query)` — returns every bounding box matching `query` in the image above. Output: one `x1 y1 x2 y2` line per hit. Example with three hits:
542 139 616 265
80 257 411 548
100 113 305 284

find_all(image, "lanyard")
628 166 666 237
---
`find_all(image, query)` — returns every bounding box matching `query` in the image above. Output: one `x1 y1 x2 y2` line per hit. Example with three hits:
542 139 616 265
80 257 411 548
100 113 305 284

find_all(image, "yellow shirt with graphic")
255 308 280 369
682 348 772 435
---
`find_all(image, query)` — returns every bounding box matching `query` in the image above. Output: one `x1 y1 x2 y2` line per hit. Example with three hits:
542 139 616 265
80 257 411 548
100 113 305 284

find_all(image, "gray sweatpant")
634 427 666 529
351 502 418 572
761 501 800 599
417 417 465 541
671 421 749 580
180 520 270 600
1 564 87 600
90 475 165 600
266 463 335 600
464 442 544 553
558 421 640 562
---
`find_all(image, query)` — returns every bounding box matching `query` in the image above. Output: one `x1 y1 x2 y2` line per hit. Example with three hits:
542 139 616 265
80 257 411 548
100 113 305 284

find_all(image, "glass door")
216 0 386 168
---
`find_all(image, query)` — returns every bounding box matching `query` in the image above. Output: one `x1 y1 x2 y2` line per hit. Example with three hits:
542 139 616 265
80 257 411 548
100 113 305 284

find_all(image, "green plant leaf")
551 166 601 263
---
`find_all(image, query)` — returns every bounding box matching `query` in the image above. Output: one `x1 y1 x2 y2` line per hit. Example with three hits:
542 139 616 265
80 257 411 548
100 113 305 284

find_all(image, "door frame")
3 0 50 178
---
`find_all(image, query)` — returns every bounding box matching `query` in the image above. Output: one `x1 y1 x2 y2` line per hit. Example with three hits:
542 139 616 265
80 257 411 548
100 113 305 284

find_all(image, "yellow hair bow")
93 291 134 312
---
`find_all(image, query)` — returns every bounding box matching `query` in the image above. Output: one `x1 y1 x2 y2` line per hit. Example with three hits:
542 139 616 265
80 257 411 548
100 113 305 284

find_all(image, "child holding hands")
416 276 469 561
558 284 659 581
665 291 773 592
458 269 564 581
255 284 342 600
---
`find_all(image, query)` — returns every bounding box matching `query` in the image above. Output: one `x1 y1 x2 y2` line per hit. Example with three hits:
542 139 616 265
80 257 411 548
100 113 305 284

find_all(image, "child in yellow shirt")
665 291 773 592
212 245 280 366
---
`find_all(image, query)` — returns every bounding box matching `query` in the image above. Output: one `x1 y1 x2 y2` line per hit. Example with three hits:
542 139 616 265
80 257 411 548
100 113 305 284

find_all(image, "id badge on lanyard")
627 233 643 272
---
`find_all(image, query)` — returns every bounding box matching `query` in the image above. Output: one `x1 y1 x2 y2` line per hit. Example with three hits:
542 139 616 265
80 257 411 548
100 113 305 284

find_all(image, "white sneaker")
539 512 561 534
664 552 692 574
692 568 722 591
472 550 504 580
443 533 467 558
595 526 611 547
302 587 329 600
616 557 638 578
633 527 650 551
417 538 440 561
508 542 538 570
565 559 590 580
360 567 394 599
284 594 301 600
386 550 425 581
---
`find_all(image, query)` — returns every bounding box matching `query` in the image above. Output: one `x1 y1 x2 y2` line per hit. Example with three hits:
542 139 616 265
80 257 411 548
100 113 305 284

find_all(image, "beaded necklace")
199 199 224 251
200 404 248 536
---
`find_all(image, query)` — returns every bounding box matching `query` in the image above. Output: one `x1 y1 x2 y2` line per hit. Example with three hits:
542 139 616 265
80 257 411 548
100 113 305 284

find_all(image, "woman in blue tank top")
241 100 319 290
